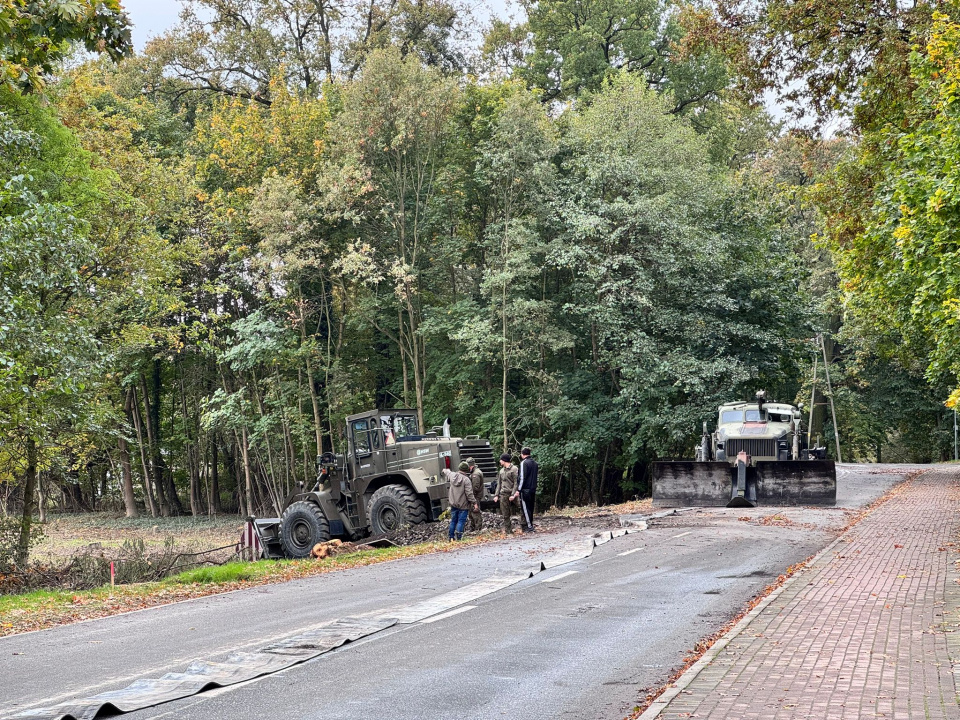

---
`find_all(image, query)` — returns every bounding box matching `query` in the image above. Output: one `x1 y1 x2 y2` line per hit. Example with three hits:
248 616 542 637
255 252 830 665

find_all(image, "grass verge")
0 534 498 637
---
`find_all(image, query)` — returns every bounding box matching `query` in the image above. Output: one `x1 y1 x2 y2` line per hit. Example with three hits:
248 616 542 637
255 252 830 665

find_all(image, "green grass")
172 562 259 584
0 588 73 614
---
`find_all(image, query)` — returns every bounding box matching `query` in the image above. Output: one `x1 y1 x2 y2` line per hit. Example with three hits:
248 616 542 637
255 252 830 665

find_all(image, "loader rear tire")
369 484 427 535
280 501 330 559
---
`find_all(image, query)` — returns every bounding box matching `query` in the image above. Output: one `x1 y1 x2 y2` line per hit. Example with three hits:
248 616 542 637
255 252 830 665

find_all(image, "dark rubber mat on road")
13 528 642 720
13 616 397 720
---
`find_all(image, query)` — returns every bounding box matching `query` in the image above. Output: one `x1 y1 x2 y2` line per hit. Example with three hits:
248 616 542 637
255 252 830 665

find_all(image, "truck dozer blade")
755 460 836 506
652 460 837 508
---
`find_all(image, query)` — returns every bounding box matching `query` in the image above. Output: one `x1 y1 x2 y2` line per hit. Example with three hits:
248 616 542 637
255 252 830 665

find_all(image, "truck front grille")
725 438 777 458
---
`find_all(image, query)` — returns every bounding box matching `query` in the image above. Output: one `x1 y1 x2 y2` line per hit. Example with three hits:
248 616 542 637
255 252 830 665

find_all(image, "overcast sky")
121 0 518 50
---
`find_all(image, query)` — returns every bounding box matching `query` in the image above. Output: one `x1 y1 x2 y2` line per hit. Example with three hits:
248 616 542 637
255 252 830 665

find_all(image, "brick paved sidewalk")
642 467 960 720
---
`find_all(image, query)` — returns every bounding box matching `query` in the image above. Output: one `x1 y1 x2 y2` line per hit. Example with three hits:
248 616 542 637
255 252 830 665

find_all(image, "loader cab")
347 409 424 478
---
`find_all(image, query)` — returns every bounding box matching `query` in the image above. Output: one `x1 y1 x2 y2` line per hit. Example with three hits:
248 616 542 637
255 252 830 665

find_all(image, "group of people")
442 447 539 541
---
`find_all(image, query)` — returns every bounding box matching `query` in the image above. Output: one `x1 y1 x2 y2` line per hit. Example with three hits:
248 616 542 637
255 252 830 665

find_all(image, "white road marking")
541 570 579 583
419 605 477 624
618 547 644 557
671 531 693 539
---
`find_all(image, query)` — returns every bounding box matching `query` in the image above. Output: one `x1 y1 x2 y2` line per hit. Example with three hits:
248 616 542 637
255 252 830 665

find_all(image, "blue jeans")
449 507 469 540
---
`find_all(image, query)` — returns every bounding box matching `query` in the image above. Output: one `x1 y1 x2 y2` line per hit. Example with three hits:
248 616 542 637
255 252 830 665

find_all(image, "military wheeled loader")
652 393 836 508
253 409 498 558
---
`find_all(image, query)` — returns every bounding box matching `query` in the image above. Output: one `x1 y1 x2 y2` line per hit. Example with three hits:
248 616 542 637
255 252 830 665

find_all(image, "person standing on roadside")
513 446 538 533
465 457 485 532
495 452 518 535
443 461 478 541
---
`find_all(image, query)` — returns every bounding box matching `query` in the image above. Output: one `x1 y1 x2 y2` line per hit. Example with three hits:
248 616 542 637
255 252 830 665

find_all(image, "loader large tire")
369 484 427 535
280 501 330 558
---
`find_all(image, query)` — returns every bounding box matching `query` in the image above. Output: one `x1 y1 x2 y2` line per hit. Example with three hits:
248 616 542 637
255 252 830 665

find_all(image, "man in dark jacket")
515 446 538 533
443 462 478 541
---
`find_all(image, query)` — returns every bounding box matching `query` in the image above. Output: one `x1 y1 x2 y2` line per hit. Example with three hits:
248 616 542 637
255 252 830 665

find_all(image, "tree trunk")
299 299 324 457
178 368 201 516
152 360 183 515
399 307 410 407
210 439 222 514
119 388 138 517
130 386 158 517
238 427 254 518
139 373 170 516
16 438 38 567
36 474 47 524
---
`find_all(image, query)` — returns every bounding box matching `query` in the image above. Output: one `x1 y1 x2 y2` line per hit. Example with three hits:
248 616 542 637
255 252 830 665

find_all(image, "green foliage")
0 92 102 439
521 0 728 113
553 74 809 461
142 0 468 102
693 0 945 128
0 0 132 92
3 0 950 528
815 12 960 416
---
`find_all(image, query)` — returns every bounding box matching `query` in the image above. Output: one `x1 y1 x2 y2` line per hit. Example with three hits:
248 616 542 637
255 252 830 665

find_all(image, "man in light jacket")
443 461 478 541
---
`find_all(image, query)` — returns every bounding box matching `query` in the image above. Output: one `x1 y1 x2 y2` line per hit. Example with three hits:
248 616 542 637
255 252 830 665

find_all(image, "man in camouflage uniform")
495 453 518 535
465 457 485 532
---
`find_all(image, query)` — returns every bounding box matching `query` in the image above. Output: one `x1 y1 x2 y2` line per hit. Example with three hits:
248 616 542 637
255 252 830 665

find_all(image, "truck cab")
712 401 802 463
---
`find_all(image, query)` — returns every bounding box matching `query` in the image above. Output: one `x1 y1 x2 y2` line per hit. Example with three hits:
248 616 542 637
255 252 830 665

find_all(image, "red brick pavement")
641 467 960 720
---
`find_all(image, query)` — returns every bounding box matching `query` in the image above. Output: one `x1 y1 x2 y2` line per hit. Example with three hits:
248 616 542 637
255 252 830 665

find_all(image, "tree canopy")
2 0 958 567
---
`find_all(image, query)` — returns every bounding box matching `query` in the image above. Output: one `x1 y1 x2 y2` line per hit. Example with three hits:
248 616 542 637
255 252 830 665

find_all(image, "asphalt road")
1 464 917 720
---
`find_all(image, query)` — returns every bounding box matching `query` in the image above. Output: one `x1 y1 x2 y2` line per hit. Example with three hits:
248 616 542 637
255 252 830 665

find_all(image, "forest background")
3 0 960 566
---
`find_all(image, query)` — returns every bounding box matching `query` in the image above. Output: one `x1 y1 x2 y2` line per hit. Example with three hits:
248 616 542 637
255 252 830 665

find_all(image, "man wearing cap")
513 446 539 532
465 457 485 532
442 461 478 541
495 453 518 535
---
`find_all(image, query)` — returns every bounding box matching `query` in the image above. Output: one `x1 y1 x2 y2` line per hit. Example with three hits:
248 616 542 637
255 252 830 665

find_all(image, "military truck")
653 392 836 508
254 409 498 558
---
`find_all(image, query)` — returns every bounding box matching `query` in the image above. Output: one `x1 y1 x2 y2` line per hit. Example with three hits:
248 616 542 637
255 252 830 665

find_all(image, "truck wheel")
279 501 330 558
369 484 427 535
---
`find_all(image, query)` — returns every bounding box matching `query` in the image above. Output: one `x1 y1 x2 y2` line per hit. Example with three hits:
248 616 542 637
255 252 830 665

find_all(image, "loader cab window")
393 415 420 441
380 415 397 446
378 414 420 443
352 419 372 457
721 410 744 424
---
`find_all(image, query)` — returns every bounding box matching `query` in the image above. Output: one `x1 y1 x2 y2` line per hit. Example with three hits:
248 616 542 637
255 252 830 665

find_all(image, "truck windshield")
721 410 744 423
744 409 763 422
